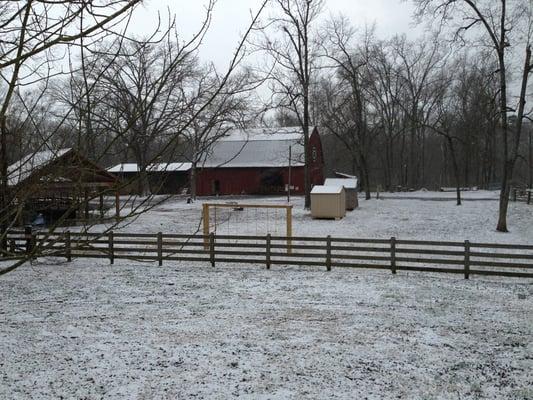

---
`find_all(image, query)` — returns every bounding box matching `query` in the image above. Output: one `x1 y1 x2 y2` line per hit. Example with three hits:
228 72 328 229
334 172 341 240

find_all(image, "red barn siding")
196 167 308 196
196 127 324 196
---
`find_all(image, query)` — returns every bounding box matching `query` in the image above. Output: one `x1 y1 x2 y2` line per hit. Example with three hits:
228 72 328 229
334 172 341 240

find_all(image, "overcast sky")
131 0 420 68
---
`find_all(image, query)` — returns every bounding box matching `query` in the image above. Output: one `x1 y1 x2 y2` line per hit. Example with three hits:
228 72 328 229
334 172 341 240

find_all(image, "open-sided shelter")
8 148 120 225
107 162 191 195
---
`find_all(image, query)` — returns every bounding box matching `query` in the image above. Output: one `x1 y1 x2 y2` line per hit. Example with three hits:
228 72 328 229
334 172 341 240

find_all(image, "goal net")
202 203 292 239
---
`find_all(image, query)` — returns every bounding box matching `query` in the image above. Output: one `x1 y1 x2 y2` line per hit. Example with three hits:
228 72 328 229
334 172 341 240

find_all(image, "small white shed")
310 185 346 219
324 178 359 210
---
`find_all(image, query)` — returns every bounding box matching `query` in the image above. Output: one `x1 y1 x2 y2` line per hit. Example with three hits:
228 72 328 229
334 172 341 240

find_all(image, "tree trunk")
497 45 531 231
448 137 462 206
360 155 371 200
303 89 311 209
528 127 533 194
496 50 510 232
0 117 8 253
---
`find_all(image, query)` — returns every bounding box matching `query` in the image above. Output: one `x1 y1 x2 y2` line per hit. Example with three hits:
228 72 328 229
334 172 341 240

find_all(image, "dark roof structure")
8 148 117 190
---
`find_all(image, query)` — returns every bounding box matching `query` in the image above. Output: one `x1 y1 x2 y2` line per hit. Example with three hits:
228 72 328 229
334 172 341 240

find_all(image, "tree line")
263 0 532 233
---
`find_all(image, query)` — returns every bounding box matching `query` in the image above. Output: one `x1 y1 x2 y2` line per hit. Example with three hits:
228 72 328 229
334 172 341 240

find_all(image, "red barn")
196 127 324 196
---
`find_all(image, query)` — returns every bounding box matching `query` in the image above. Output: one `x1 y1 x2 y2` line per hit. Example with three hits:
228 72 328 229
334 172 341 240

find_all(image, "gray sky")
132 0 419 68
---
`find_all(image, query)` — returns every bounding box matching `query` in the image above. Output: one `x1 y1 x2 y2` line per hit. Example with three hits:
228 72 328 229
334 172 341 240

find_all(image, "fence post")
66 231 72 262
209 232 215 267
157 232 163 266
0 235 7 256
286 206 292 255
25 226 34 255
391 237 397 275
203 204 210 250
464 240 470 280
326 235 332 271
266 234 271 270
109 231 114 265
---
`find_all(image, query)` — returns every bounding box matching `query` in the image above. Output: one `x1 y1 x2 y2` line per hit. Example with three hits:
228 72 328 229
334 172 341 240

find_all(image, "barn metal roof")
8 148 71 186
324 178 358 190
107 162 192 173
201 127 312 168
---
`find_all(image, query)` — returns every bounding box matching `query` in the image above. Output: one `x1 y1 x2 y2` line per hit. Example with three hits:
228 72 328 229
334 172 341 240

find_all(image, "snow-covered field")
1 191 532 399
117 190 532 245
1 261 532 399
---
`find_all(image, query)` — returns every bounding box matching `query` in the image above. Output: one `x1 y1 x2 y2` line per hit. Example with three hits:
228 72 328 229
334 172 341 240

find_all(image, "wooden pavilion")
7 148 121 225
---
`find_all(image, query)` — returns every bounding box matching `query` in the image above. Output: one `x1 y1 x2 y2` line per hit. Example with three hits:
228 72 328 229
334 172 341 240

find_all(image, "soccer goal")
202 202 293 252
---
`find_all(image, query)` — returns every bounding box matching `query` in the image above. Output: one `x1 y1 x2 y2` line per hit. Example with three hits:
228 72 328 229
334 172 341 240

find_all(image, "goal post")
202 203 292 253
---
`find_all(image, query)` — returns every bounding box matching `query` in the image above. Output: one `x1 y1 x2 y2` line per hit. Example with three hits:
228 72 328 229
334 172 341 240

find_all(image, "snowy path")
1 261 532 399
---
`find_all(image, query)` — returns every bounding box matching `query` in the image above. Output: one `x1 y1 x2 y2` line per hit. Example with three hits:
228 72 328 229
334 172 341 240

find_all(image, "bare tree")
0 0 141 253
253 0 324 208
414 0 533 231
180 65 259 200
320 18 377 200
0 0 269 275
88 38 197 195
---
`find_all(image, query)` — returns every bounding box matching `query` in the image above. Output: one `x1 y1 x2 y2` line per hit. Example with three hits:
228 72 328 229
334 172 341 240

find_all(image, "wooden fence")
3 228 533 279
512 188 532 204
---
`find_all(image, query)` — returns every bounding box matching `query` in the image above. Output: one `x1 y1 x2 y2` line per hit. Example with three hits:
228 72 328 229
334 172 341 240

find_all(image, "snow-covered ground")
1 261 532 399
114 190 532 245
1 191 532 399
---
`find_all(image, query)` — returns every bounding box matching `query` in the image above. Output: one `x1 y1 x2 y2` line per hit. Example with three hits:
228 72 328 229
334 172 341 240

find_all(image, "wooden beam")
115 191 120 221
286 206 292 255
202 203 293 210
203 203 209 250
84 189 89 219
99 192 104 218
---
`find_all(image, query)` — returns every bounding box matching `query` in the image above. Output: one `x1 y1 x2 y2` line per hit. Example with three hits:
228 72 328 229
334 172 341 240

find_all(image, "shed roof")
8 148 116 188
107 162 192 173
8 148 71 186
324 178 358 190
201 126 316 168
107 163 139 173
311 185 344 194
334 171 357 179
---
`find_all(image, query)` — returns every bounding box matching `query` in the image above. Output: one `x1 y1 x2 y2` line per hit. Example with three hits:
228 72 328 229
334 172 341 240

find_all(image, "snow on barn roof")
107 162 192 173
8 148 71 186
107 163 139 173
148 162 192 172
219 126 305 142
311 185 344 194
202 126 314 168
324 178 358 190
334 171 356 179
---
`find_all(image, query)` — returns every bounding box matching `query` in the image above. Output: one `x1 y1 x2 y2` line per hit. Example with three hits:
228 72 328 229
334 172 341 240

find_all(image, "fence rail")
2 228 533 279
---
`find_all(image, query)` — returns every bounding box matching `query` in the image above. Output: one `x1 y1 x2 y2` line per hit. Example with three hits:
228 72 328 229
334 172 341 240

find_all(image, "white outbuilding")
324 178 359 210
310 185 346 219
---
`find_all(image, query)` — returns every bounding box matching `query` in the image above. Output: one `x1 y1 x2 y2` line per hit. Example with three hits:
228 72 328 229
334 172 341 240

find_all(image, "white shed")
324 178 359 210
310 185 346 219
